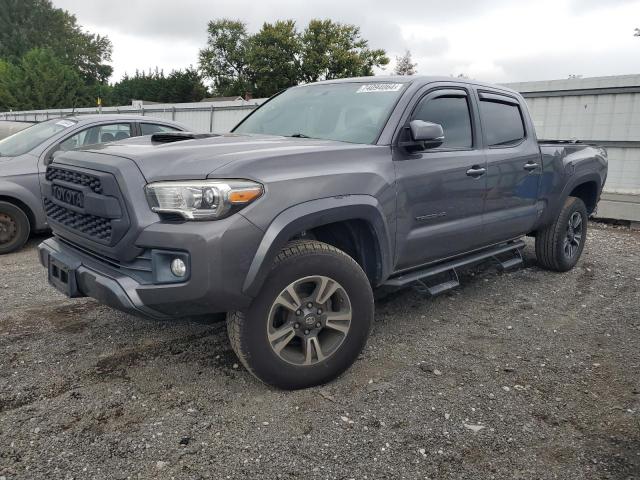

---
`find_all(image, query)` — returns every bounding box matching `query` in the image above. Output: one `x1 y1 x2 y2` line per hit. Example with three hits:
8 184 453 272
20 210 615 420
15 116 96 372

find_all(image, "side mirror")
409 120 444 149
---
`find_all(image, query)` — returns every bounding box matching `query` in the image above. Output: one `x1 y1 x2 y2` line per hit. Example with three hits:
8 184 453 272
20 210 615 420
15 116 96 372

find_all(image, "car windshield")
0 118 77 157
234 82 407 144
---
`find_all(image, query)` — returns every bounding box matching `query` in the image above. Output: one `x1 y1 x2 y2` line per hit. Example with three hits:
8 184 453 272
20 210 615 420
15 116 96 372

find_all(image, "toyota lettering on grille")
52 185 85 209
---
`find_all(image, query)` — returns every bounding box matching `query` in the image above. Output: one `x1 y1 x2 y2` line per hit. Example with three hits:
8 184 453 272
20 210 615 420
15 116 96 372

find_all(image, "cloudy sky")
53 0 640 84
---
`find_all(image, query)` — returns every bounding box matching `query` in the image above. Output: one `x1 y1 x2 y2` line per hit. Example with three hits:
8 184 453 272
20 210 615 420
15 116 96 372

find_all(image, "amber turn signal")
229 188 262 204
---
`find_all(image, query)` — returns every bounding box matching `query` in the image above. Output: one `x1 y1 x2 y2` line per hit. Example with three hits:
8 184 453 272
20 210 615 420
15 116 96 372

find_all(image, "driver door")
393 86 488 270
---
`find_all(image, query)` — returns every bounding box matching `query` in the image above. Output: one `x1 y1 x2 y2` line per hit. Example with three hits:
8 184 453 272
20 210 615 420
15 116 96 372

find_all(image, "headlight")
145 179 263 220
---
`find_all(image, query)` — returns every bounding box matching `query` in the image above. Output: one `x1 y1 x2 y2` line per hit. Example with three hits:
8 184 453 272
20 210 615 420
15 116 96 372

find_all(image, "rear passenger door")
477 91 541 243
393 86 488 270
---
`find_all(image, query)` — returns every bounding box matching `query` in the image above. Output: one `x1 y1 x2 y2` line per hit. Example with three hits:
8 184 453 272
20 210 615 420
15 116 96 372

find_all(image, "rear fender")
542 172 603 226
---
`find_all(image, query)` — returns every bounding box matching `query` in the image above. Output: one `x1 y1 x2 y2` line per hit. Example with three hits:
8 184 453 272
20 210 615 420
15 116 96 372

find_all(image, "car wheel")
535 196 588 272
0 201 30 255
227 240 374 389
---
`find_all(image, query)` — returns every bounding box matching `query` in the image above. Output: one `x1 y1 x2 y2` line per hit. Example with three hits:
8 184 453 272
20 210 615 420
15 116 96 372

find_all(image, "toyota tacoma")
37 76 608 389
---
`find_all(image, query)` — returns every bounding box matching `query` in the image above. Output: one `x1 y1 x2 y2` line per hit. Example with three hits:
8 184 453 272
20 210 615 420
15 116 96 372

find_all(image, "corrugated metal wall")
0 99 265 134
504 75 640 222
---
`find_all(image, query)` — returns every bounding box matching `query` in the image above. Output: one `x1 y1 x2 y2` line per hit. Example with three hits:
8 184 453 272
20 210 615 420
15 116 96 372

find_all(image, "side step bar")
383 240 525 294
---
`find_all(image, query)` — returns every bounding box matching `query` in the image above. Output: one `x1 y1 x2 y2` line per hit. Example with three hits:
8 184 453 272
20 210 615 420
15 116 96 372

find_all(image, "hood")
65 133 365 182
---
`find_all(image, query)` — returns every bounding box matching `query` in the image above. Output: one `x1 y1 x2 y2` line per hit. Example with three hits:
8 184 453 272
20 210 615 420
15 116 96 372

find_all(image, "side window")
59 123 132 151
479 100 525 146
141 123 181 135
412 95 472 149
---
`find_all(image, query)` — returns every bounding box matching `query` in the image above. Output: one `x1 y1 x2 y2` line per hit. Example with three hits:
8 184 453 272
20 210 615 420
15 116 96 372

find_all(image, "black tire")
535 196 588 272
0 201 30 255
227 240 374 389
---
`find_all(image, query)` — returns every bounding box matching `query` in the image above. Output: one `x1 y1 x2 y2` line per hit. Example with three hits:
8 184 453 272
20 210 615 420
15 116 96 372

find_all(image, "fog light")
170 258 187 277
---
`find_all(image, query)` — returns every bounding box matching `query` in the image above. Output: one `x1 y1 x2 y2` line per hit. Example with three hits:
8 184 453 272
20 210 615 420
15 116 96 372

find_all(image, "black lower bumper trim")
38 238 170 320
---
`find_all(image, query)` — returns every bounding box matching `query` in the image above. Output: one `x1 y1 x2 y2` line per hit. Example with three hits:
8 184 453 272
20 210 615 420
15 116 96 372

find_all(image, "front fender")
0 176 47 230
241 195 393 297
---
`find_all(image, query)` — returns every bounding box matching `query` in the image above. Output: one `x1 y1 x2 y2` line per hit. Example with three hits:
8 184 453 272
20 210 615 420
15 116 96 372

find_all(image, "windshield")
0 118 77 157
234 82 406 144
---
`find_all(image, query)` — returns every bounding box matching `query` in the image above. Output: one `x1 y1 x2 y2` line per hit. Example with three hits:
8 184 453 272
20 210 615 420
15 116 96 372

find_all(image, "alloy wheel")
266 275 352 366
563 211 583 259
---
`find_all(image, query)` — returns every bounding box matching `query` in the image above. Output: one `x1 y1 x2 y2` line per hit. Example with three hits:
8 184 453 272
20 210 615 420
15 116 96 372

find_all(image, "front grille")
44 199 112 242
44 165 128 246
45 167 103 194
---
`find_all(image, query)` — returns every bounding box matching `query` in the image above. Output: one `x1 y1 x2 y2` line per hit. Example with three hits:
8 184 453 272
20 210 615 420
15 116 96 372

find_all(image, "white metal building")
0 99 265 135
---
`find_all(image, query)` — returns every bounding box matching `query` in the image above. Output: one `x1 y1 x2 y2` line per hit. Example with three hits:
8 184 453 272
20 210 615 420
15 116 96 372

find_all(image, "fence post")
172 107 176 121
209 105 214 133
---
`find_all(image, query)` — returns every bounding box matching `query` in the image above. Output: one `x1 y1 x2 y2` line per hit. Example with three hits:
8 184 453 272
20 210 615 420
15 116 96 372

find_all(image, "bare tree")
394 50 417 76
635 27 640 36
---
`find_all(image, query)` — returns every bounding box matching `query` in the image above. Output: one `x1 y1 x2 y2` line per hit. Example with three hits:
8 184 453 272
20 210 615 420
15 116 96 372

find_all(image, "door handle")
466 166 486 178
523 162 539 171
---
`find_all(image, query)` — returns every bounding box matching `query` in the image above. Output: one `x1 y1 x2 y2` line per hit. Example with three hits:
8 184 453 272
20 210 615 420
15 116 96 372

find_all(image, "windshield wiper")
289 133 312 138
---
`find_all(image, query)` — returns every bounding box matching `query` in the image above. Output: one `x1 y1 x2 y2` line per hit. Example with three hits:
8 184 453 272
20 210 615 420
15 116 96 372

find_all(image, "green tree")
198 18 390 98
0 0 113 83
198 19 252 97
110 68 208 105
0 59 19 110
248 20 301 97
394 50 417 76
164 68 209 103
2 48 85 110
300 19 389 83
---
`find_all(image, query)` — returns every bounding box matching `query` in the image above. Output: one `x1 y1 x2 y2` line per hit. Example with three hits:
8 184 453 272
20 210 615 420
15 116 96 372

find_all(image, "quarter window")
412 95 472 149
479 100 525 146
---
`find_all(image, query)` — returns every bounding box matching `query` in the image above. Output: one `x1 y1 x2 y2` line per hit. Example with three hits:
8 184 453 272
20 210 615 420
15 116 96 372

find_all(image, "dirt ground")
0 223 639 480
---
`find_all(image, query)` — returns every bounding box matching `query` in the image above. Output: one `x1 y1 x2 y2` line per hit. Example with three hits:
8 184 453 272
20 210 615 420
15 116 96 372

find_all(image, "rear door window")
479 99 525 147
140 123 181 135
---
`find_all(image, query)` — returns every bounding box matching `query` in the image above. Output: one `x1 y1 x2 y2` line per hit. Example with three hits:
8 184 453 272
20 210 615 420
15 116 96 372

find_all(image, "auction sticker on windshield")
356 83 404 93
56 120 75 128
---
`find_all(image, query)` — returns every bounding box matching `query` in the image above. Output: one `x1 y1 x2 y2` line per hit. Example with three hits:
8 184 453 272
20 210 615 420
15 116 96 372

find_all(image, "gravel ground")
1 223 639 480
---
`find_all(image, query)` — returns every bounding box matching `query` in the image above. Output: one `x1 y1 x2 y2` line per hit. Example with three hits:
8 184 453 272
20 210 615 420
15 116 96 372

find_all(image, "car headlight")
145 179 263 220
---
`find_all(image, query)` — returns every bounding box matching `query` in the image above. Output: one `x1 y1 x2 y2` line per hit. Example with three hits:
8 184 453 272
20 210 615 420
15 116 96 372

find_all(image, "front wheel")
535 196 588 272
0 201 30 255
227 240 374 389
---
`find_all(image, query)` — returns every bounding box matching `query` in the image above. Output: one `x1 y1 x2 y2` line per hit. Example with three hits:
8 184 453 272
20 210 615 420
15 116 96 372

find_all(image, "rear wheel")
0 201 30 255
227 240 374 389
535 196 588 272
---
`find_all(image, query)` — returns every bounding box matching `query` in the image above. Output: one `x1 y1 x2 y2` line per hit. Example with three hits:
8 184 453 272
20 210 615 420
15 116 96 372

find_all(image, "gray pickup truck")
38 76 608 389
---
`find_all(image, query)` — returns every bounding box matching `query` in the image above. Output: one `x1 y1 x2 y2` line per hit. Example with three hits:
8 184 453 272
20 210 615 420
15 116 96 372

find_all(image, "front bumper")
38 214 264 319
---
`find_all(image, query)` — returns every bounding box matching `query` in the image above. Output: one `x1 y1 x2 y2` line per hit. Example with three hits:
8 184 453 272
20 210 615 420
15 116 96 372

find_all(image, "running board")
383 240 526 293
494 250 523 271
